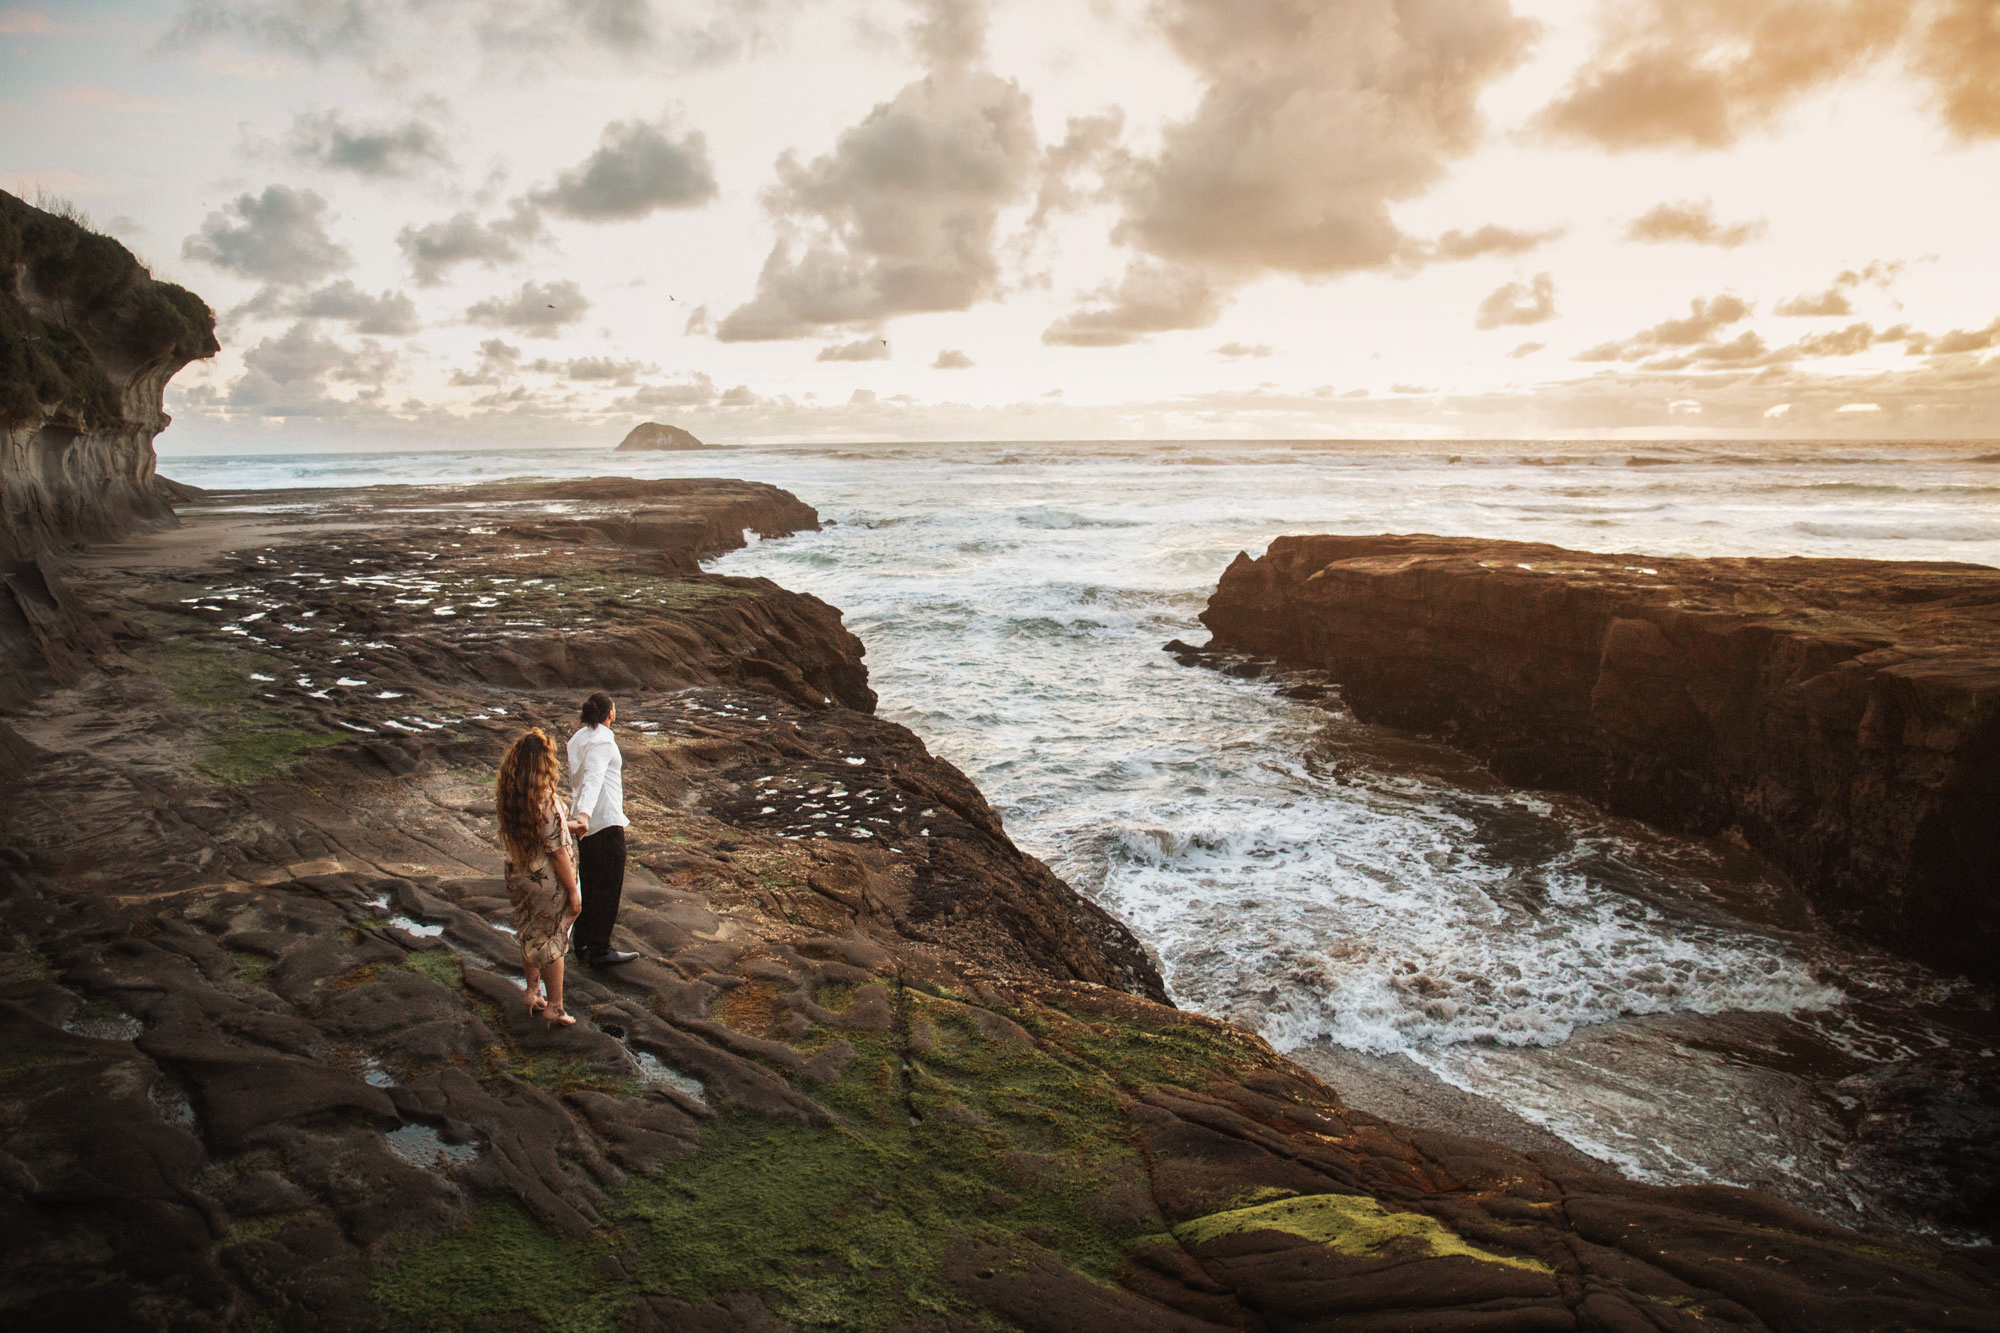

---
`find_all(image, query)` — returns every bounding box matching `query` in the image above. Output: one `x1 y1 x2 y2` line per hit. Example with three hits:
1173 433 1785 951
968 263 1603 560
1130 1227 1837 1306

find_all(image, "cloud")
1407 224 1566 267
531 114 718 220
465 279 589 335
611 372 720 410
182 184 351 285
931 348 973 369
0 10 58 34
683 304 713 336
1624 199 1766 247
1930 317 2000 355
1043 259 1227 346
1535 0 1911 149
1029 110 1127 229
1508 341 1546 358
1215 342 1273 358
448 337 521 386
1784 321 1875 357
397 205 543 285
280 107 450 177
519 355 654 384
816 337 891 362
1575 293 1753 361
227 319 398 412
162 0 801 69
1474 273 1556 329
1115 0 1536 277
717 63 1038 340
1909 0 2000 140
294 279 420 334
907 0 985 66
1774 288 1853 317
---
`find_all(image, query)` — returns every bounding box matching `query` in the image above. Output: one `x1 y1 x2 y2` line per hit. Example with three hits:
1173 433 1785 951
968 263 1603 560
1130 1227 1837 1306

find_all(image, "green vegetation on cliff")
0 189 218 429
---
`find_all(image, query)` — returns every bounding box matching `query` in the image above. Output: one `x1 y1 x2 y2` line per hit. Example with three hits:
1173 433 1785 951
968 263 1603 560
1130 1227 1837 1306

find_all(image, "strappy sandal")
526 994 548 1019
543 1004 576 1029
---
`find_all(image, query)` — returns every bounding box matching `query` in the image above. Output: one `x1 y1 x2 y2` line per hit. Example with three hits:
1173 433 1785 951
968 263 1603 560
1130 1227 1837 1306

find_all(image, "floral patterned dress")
504 793 577 968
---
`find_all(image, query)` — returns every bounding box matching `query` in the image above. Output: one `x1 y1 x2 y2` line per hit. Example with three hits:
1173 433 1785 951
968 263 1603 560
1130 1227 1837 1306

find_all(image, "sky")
4 0 1998 449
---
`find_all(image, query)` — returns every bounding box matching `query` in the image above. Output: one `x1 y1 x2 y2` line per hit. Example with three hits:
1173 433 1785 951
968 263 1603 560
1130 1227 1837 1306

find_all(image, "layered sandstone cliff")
1199 534 2000 980
0 189 217 559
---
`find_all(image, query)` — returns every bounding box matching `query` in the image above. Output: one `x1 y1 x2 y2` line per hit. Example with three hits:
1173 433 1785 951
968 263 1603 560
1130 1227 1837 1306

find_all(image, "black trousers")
574 825 626 956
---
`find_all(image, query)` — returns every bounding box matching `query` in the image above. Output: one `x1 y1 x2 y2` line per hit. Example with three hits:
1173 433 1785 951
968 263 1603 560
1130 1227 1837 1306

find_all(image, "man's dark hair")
580 692 613 727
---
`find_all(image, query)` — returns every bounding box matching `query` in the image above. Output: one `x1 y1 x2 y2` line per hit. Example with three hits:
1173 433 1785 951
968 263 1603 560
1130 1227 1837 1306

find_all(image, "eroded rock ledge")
1198 534 2000 981
3 496 1997 1330
0 189 218 559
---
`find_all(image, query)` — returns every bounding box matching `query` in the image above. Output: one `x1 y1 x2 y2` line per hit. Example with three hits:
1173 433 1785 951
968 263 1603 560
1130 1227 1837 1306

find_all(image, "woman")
495 728 582 1028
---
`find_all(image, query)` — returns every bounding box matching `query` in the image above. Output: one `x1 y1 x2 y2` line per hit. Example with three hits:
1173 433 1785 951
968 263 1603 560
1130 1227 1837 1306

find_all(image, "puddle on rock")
633 1050 708 1104
385 1124 478 1170
64 1002 142 1042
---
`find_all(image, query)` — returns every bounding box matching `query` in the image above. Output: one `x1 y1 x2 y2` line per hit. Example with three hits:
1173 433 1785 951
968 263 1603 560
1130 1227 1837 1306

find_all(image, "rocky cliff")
1198 534 2000 981
4 492 1997 1329
0 190 217 559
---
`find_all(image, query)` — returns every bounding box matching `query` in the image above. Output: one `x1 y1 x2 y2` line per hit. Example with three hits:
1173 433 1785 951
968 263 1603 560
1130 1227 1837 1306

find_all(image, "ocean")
164 438 2000 1241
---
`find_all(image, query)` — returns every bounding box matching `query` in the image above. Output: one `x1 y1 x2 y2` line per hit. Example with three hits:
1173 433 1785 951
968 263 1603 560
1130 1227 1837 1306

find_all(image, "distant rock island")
615 421 723 451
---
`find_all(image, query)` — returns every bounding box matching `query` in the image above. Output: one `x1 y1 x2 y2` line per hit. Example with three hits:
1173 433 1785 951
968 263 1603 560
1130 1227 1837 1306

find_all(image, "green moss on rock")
1173 1191 1552 1273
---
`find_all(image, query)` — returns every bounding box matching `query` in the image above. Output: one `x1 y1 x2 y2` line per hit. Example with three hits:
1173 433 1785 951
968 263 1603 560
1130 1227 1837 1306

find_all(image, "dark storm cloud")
816 338 891 362
716 63 1038 340
396 205 543 285
531 116 718 220
1623 199 1766 247
1042 259 1226 346
1115 0 1537 278
1474 273 1557 329
182 184 351 285
294 280 420 334
465 279 590 335
281 107 451 177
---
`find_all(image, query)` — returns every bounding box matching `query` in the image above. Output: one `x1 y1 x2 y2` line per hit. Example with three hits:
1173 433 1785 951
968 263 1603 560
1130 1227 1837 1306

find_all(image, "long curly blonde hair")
495 728 562 868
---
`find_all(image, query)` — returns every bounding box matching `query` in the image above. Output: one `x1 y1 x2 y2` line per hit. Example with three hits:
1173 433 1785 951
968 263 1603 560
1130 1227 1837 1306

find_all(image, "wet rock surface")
1197 534 2000 983
3 492 1997 1330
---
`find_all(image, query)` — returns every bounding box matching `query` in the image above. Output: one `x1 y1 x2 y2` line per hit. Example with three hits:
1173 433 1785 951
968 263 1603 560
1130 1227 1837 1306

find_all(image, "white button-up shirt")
567 723 629 836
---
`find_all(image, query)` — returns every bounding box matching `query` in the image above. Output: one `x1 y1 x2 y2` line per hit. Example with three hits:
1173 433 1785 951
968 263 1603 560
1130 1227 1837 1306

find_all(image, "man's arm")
570 734 612 827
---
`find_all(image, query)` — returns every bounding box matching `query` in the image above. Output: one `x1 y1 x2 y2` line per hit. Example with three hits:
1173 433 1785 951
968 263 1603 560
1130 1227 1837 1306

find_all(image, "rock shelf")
3 492 1997 1330
1198 534 2000 984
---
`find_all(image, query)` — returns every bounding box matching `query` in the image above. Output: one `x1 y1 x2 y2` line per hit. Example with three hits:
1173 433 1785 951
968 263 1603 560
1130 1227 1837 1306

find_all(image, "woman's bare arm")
550 844 582 919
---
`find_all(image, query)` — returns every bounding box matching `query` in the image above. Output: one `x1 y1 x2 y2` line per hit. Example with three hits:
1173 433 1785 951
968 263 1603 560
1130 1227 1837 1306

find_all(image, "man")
567 691 638 967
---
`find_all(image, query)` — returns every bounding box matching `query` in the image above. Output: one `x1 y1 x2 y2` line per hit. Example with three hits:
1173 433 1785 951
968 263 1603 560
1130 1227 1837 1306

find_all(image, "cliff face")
0 189 218 559
1200 534 2000 980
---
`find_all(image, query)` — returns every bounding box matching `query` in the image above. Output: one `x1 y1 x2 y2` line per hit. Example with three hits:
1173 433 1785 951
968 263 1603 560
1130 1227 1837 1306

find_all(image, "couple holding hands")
494 691 640 1028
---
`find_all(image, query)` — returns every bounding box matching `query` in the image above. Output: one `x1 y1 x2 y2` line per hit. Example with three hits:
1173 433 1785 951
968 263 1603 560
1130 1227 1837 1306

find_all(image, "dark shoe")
588 948 639 967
